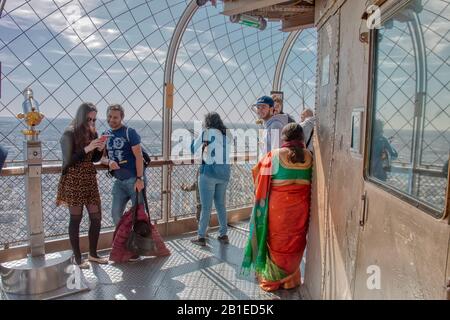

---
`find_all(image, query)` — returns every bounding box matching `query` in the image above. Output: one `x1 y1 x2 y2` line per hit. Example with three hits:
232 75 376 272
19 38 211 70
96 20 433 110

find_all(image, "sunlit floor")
57 221 307 300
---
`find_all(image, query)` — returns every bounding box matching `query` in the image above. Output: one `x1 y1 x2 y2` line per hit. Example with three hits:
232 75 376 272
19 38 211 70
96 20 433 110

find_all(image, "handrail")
0 153 258 176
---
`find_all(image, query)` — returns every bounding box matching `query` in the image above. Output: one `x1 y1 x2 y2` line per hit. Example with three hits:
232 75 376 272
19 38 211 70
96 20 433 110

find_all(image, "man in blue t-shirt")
100 104 146 226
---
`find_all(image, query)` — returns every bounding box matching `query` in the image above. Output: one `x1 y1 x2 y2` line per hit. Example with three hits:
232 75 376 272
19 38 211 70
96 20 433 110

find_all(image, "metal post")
24 139 45 256
162 0 198 234
1 88 75 298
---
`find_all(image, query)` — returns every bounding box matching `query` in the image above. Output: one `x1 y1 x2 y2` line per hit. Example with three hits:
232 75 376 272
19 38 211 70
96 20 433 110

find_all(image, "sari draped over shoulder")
242 148 312 291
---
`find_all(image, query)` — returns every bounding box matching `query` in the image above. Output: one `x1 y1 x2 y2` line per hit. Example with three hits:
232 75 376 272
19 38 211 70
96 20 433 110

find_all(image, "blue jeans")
197 174 229 238
111 177 146 226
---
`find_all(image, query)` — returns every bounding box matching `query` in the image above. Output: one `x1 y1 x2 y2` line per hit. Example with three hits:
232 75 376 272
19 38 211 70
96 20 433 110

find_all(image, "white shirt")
300 116 315 152
262 113 289 154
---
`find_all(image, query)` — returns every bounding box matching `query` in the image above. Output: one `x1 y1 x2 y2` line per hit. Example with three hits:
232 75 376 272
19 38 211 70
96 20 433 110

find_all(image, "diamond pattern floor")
57 221 308 300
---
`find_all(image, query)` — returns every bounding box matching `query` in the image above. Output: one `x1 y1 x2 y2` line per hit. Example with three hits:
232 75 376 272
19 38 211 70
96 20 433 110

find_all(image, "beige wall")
307 0 449 299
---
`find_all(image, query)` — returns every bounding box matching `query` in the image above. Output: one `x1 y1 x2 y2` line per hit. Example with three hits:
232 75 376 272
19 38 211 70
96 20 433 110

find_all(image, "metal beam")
0 0 6 18
272 29 302 92
281 11 315 32
162 0 199 233
222 0 289 16
408 11 427 196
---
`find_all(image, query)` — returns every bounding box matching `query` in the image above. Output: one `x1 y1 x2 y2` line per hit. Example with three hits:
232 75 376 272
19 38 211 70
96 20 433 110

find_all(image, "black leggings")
68 204 102 264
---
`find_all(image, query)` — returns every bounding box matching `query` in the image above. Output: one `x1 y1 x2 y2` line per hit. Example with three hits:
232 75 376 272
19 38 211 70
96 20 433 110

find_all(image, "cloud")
180 43 239 68
93 67 128 74
177 59 213 77
0 19 20 30
160 25 205 34
118 45 166 63
4 0 118 50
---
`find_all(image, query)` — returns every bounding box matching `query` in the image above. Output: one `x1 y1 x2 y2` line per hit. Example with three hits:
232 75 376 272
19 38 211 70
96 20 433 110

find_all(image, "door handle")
360 191 367 227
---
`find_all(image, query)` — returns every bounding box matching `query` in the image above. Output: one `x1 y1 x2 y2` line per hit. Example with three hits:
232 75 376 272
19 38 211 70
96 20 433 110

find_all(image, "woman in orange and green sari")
242 123 312 291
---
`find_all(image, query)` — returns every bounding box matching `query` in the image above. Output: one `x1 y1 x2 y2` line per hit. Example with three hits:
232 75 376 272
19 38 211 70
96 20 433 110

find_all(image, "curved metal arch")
272 29 302 92
163 0 199 160
407 9 427 194
161 0 199 225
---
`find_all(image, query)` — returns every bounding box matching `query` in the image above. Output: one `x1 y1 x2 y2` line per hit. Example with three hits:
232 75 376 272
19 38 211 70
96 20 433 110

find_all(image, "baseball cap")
253 96 274 108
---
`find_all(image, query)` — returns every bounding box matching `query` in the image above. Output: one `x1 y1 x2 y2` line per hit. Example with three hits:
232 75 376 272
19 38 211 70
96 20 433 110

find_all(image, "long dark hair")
204 112 227 135
71 102 98 151
282 123 305 163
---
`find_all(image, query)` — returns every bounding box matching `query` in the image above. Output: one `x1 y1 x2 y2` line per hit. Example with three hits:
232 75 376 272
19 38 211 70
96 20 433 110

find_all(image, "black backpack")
124 126 151 167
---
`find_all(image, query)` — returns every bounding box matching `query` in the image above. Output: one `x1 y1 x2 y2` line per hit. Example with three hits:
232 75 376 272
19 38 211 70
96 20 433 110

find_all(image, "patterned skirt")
56 161 101 207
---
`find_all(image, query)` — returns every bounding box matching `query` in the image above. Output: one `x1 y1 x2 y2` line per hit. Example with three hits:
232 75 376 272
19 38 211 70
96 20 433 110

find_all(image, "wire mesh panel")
387 170 447 210
0 0 188 162
0 175 26 246
170 162 254 219
226 162 254 210
41 172 118 241
143 166 163 221
0 166 162 246
171 164 198 218
173 4 289 130
420 0 450 166
1 1 319 244
282 29 317 121
368 0 449 216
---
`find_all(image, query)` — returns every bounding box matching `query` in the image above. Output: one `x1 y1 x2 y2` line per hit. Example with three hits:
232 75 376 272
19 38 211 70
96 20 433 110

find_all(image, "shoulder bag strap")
306 127 314 148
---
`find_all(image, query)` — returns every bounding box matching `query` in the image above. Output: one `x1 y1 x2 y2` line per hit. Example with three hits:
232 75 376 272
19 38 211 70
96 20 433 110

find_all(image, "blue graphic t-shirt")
104 126 141 180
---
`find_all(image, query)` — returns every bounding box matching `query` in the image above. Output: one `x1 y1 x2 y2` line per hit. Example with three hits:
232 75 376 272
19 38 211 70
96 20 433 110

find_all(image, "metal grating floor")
55 221 307 300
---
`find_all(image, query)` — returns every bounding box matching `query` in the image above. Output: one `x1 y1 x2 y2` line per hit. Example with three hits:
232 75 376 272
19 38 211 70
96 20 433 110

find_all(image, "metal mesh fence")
387 169 447 211
0 166 162 246
373 0 449 166
226 162 255 209
370 0 449 214
0 174 27 245
283 29 317 120
0 0 320 246
170 162 254 219
173 4 290 130
0 0 189 162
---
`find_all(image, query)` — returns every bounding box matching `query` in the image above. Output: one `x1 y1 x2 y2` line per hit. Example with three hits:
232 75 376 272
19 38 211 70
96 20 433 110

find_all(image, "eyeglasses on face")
87 117 97 123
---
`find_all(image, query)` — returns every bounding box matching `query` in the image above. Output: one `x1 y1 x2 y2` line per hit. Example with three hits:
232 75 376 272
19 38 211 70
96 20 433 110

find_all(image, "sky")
374 0 450 134
0 0 447 158
0 0 317 127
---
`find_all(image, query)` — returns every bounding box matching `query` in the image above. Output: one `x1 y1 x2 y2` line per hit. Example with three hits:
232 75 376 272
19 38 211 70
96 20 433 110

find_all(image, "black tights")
68 204 102 265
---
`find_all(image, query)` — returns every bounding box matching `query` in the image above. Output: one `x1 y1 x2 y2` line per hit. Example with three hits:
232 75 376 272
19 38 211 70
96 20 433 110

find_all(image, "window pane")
369 0 449 216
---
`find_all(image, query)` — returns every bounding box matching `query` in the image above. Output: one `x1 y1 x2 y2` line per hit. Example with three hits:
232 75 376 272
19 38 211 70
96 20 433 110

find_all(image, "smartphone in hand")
99 134 113 142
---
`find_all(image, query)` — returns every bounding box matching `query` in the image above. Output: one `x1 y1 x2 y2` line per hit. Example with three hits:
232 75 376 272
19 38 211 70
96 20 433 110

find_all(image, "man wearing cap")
253 95 289 155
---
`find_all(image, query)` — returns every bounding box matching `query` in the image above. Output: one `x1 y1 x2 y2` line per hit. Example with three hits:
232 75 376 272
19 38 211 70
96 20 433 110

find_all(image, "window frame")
364 0 449 220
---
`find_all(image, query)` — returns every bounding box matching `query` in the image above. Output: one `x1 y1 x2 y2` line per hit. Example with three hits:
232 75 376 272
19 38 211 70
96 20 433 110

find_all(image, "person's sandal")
88 254 109 264
72 256 90 269
78 260 91 269
128 255 140 262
